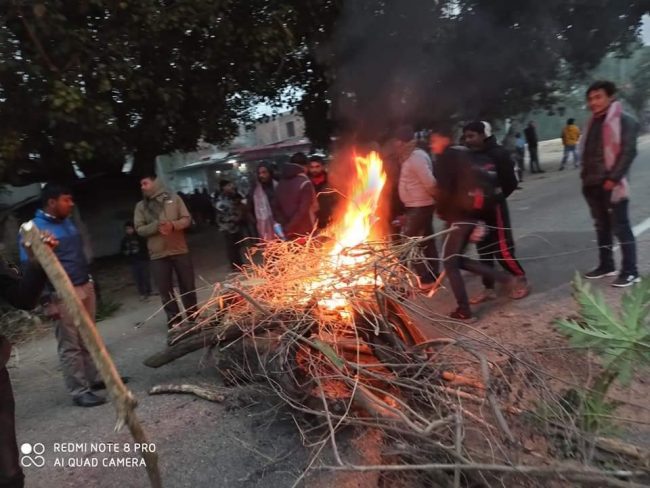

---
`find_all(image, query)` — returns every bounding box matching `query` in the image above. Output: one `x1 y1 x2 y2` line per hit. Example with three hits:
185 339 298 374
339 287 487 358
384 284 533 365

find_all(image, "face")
125 226 135 235
140 177 155 195
223 183 235 195
430 134 451 155
308 161 323 177
463 130 485 150
48 194 74 219
587 89 613 115
258 166 271 183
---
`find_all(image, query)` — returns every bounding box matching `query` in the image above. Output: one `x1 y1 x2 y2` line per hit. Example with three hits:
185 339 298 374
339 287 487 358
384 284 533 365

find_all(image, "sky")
643 14 650 45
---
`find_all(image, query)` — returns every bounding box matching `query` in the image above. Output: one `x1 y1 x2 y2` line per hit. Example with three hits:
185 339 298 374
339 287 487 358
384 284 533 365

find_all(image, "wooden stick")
144 330 216 368
20 221 162 488
149 384 226 403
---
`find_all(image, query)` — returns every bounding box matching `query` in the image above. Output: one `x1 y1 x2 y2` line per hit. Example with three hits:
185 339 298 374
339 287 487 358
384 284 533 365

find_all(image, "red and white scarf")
580 100 629 202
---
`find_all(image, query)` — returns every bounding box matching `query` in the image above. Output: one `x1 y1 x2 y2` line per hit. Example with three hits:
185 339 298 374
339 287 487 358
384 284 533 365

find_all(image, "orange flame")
307 151 387 314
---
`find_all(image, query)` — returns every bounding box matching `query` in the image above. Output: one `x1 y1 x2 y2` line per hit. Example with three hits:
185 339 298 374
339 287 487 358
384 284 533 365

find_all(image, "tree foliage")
0 0 298 183
0 0 648 182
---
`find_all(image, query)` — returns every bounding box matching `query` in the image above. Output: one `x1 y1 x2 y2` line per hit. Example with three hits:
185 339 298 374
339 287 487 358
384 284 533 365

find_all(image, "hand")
470 222 487 243
41 231 59 249
603 179 617 191
158 221 173 236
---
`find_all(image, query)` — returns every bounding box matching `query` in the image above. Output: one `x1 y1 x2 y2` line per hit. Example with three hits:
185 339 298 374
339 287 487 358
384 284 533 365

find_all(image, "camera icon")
20 443 45 468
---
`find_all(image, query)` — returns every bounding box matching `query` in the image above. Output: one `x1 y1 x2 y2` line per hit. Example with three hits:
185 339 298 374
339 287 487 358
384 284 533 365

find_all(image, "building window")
286 121 295 138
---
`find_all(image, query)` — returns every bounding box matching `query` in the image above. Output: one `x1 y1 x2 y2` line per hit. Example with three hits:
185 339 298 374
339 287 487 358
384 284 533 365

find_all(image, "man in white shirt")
395 125 439 289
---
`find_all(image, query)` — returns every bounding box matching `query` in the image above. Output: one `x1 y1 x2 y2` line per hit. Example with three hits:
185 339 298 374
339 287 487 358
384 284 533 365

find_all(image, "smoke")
323 0 565 142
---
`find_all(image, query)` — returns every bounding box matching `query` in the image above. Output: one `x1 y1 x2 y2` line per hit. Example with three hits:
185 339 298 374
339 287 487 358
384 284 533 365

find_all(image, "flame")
307 151 387 315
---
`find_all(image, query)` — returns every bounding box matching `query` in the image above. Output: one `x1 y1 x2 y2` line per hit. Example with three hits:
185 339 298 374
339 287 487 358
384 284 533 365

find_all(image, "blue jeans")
583 186 637 275
561 145 579 168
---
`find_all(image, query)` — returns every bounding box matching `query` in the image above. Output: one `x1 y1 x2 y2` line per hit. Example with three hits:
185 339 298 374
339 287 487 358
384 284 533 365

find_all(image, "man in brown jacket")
134 174 197 330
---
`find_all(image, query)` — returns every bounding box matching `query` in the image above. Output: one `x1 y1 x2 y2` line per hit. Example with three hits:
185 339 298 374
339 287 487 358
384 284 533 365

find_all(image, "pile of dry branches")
146 235 649 488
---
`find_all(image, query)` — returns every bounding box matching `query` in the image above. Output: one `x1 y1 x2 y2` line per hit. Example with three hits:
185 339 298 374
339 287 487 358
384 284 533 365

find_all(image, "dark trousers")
443 222 512 312
0 367 24 488
403 205 439 283
477 202 526 289
223 232 244 270
515 148 525 182
151 254 198 327
583 186 637 275
528 145 541 172
130 259 152 296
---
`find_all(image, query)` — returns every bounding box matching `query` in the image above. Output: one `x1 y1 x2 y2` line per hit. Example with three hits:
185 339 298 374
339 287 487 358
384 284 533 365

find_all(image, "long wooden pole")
20 221 162 488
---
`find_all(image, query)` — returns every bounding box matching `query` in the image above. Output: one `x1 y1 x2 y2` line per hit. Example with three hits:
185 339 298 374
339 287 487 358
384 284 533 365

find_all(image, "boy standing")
121 221 152 300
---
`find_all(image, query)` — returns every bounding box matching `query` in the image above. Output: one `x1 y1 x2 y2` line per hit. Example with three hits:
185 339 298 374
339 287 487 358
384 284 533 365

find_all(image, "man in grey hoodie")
396 125 439 288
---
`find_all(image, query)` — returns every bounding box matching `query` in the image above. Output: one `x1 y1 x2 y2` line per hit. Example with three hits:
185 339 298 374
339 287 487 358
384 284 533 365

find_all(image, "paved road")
10 137 650 488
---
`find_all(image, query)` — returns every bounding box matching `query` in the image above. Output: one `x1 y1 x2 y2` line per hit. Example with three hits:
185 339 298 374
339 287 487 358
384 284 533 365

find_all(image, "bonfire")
145 151 649 488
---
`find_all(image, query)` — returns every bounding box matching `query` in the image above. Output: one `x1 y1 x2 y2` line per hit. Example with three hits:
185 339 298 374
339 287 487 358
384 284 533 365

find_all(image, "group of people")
0 79 641 487
212 152 339 269
394 80 640 320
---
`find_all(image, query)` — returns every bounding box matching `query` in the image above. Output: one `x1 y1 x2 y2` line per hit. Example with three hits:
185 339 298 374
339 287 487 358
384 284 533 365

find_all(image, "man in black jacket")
307 155 338 230
463 122 530 304
1 235 54 488
581 81 639 287
431 130 519 320
524 121 543 173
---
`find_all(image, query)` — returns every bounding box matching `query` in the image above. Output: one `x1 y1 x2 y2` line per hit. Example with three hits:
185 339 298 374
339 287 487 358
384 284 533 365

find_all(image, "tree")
621 47 650 122
0 1 298 183
289 0 649 144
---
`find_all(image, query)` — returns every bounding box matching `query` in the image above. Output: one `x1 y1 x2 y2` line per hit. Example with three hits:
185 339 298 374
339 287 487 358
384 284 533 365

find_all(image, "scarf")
580 101 629 202
253 183 276 240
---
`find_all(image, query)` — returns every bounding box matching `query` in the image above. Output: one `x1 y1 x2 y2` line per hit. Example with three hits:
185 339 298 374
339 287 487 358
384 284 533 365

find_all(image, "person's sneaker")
584 266 617 280
611 273 641 288
73 392 106 408
469 288 497 305
558 166 565 171
449 307 473 320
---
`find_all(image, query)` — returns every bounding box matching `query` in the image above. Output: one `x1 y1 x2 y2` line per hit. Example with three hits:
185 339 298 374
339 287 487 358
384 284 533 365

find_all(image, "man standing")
307 155 338 230
581 81 639 287
19 184 107 407
134 174 198 331
524 121 543 173
395 125 439 289
275 153 317 240
2 236 53 488
559 118 581 170
463 122 530 303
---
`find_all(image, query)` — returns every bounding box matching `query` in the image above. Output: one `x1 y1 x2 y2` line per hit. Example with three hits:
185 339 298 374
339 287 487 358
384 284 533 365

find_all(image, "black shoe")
558 166 565 171
611 273 641 288
584 266 617 280
449 307 473 320
91 376 130 391
73 392 107 407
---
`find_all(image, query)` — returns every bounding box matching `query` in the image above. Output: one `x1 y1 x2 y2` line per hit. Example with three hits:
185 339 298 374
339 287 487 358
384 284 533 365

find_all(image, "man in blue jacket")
19 184 111 407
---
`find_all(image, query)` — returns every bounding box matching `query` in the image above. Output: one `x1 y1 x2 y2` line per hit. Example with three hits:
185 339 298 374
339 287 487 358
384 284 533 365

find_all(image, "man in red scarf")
307 155 338 230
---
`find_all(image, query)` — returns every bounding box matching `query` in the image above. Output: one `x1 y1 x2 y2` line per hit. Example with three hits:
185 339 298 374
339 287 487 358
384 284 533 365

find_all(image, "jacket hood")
483 135 499 150
281 163 306 179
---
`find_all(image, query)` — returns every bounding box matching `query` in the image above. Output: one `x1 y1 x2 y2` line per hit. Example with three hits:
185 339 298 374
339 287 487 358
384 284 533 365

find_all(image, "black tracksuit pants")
442 222 512 312
477 201 526 290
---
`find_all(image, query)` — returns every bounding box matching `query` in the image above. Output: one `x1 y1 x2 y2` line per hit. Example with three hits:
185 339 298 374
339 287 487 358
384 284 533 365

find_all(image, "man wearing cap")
463 121 530 302
395 125 439 289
